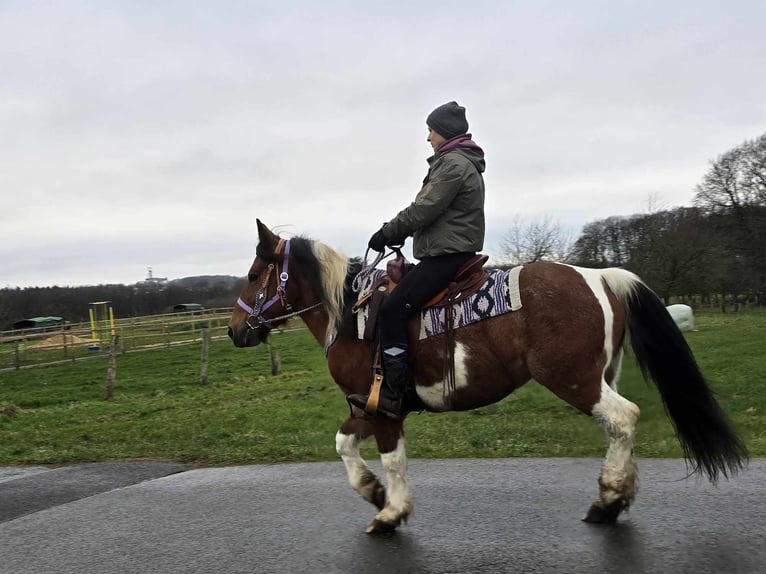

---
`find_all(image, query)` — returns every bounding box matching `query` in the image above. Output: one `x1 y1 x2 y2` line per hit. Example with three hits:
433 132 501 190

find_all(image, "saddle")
354 254 488 325
423 255 489 308
352 254 489 417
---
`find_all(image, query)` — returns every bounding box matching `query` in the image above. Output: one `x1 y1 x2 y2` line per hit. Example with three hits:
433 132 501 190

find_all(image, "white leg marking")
417 341 470 410
592 381 640 504
377 437 413 524
608 348 624 391
336 431 378 500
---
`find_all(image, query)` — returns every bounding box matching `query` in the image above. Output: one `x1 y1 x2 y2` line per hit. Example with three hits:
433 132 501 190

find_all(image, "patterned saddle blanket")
355 266 523 340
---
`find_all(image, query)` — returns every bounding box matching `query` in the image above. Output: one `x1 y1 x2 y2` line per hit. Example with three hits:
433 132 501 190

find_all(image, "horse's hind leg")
584 380 640 523
336 417 386 511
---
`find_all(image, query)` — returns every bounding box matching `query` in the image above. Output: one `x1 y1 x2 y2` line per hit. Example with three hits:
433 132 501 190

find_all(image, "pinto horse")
227 220 747 534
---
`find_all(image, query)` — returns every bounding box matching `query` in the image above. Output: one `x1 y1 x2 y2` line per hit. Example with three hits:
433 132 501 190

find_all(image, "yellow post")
108 305 116 336
88 306 97 341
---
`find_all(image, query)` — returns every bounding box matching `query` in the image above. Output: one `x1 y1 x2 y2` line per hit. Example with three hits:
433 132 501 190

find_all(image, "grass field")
0 309 763 466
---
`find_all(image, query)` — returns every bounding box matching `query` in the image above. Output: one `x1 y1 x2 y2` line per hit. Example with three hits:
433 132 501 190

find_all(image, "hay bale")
666 304 695 332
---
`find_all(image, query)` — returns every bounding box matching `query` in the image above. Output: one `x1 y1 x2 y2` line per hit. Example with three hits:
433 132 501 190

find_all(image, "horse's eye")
248 273 258 282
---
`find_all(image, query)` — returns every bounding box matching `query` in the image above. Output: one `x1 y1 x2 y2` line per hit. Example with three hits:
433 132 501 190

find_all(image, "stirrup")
363 371 385 414
347 371 404 419
346 371 385 416
347 393 403 420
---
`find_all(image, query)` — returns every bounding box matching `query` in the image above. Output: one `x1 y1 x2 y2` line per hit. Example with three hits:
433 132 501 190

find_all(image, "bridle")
236 238 323 331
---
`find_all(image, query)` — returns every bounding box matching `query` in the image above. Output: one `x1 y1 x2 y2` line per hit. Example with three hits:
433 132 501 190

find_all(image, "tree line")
499 132 766 307
0 278 244 330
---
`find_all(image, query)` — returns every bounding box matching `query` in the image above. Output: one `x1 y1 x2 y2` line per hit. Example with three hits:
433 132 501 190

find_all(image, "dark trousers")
379 252 475 353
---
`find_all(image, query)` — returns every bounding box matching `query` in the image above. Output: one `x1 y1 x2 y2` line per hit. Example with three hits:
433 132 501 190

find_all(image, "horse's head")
228 220 318 347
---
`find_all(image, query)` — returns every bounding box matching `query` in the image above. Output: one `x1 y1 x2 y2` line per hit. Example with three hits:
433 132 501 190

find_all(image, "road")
1 458 764 573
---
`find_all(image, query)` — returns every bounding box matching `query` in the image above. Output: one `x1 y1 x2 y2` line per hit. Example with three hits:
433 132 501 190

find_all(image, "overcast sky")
2 0 765 288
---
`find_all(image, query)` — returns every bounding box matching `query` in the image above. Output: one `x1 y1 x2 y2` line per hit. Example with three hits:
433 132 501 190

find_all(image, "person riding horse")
347 101 486 420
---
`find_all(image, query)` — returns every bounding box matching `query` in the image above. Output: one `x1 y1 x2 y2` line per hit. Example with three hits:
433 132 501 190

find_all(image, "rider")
347 101 486 420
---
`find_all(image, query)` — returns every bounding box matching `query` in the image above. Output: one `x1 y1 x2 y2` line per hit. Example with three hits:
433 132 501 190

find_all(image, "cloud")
1 1 765 287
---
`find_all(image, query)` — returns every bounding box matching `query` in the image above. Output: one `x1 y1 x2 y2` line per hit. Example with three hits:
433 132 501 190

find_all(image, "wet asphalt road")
0 458 764 574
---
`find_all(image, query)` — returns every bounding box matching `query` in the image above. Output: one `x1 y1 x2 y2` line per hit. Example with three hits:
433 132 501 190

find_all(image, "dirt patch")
0 404 18 417
30 334 95 348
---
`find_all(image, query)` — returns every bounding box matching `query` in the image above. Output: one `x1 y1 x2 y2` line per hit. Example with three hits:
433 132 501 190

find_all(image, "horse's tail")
600 268 748 482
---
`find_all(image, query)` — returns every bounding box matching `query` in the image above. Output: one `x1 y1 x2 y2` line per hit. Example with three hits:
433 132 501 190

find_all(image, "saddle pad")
355 266 523 340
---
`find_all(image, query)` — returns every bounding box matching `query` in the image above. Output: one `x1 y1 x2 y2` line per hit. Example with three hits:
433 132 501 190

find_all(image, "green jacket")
382 138 486 259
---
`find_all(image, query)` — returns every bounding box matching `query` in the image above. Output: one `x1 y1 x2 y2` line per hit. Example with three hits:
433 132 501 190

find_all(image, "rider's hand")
368 226 388 252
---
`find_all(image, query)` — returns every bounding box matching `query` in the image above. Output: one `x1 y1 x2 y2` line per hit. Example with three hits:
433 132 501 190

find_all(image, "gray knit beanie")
426 101 469 139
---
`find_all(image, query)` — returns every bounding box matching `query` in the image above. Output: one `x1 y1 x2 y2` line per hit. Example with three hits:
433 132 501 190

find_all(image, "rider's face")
427 128 446 151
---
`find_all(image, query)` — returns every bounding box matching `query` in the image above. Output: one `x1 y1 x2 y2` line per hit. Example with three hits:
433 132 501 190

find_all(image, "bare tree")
694 132 766 302
569 216 630 268
569 208 725 301
695 133 766 211
643 192 670 215
499 215 572 266
627 208 719 302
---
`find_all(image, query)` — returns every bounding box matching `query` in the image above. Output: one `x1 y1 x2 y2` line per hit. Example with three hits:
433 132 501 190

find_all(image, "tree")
569 208 725 303
694 132 766 304
499 215 572 266
569 216 630 268
626 208 719 302
695 133 766 210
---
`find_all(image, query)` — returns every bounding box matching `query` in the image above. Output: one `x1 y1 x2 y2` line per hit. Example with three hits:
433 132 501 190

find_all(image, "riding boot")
347 349 413 420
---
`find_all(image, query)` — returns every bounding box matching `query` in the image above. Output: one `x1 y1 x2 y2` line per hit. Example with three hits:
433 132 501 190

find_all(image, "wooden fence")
0 307 234 371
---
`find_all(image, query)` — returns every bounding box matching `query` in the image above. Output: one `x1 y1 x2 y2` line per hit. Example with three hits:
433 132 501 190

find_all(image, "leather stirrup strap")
365 343 385 415
444 291 456 408
365 372 384 415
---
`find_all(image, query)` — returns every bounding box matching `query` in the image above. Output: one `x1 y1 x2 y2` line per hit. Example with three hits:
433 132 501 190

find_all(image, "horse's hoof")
582 499 626 524
366 518 399 535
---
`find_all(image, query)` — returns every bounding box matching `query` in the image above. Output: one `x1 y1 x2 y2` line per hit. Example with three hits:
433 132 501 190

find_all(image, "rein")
351 247 402 293
236 238 323 330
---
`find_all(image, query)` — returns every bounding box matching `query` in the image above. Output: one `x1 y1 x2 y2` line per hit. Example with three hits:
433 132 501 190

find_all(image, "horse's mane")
307 240 348 337
260 235 355 343
339 258 363 339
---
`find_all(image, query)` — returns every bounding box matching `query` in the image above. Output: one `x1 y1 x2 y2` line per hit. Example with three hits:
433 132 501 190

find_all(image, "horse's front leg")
368 418 413 534
336 416 386 511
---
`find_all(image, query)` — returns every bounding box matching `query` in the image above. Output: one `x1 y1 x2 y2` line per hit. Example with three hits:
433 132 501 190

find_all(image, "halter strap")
236 296 255 315
259 239 289 315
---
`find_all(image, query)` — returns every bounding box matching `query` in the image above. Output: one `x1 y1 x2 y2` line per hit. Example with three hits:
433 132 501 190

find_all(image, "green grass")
0 311 763 465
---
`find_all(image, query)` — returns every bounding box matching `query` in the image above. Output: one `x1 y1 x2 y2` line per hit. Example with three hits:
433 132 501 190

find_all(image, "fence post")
200 327 210 385
164 324 170 348
105 335 118 400
268 342 281 376
14 340 21 370
62 326 68 358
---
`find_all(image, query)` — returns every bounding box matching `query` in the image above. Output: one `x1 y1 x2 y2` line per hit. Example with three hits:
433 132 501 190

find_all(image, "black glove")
368 226 388 252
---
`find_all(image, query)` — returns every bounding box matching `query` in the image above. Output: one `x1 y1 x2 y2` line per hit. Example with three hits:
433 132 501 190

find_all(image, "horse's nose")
227 326 234 340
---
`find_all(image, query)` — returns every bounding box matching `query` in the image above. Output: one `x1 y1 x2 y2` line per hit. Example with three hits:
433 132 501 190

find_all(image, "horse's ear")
256 219 277 251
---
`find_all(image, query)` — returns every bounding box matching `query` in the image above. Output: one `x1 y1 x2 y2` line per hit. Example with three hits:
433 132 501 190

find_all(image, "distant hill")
169 275 243 289
0 275 249 328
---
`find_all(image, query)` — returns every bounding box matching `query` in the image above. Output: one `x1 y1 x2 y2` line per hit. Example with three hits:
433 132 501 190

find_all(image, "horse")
227 220 747 534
